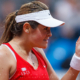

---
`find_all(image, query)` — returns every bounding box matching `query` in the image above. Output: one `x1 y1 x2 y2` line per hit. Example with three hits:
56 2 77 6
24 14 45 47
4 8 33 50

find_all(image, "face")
29 24 52 48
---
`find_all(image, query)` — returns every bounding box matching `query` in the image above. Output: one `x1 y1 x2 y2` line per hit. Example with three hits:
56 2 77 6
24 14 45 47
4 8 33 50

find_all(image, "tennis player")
1 1 79 80
0 1 64 80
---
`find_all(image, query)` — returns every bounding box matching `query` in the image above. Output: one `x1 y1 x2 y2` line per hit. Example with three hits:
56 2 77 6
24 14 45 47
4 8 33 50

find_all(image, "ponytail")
0 12 16 45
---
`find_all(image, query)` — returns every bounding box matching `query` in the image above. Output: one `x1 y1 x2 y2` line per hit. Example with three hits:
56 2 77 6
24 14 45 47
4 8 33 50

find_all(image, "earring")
26 30 29 33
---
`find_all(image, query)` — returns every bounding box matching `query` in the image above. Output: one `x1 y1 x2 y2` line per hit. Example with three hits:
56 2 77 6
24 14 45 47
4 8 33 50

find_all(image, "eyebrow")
43 26 48 28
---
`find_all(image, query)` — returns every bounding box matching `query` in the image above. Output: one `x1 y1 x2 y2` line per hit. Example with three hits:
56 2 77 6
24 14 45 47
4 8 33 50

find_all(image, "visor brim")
35 17 65 27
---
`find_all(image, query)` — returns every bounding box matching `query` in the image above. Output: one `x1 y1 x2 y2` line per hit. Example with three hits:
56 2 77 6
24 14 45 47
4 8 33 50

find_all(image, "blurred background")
0 0 80 79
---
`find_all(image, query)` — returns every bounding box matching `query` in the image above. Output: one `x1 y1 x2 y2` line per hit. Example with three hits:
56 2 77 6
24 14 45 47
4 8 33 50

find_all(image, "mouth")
43 38 49 42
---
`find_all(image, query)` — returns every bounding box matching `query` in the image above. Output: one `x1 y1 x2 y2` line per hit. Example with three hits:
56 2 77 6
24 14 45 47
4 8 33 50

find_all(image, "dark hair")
0 1 48 45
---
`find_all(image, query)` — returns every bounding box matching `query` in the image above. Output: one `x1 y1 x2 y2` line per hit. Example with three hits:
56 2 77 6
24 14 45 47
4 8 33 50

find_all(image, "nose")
47 30 52 37
49 31 52 37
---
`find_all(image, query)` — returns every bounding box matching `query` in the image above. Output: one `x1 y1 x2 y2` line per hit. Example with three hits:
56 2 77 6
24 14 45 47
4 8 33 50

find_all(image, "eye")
44 27 48 30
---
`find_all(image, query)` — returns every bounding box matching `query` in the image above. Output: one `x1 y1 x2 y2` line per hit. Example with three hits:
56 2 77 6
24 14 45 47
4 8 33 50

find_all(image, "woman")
0 1 79 80
0 1 64 80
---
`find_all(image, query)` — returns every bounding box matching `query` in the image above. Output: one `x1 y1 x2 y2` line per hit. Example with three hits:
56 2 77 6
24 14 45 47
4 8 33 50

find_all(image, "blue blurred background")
0 0 80 79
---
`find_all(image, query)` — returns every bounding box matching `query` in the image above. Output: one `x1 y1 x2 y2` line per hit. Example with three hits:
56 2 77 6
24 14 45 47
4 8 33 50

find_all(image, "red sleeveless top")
4 43 49 80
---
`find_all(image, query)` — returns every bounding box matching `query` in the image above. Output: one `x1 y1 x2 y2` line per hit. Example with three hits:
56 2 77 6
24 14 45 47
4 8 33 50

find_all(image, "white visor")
15 10 65 27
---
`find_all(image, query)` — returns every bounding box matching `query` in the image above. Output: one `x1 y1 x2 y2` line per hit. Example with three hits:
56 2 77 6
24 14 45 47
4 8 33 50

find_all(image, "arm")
34 47 59 80
61 67 79 80
61 37 80 80
0 50 10 80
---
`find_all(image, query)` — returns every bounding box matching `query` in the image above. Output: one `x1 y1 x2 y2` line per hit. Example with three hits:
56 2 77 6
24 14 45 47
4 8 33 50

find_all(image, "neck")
9 36 33 55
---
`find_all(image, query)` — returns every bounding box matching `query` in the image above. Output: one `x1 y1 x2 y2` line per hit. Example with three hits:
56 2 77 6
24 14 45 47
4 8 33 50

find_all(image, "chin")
39 45 48 49
36 44 48 49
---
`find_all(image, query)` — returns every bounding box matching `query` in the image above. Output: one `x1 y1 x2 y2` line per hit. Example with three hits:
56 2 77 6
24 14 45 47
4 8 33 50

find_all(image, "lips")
43 38 49 42
44 39 48 41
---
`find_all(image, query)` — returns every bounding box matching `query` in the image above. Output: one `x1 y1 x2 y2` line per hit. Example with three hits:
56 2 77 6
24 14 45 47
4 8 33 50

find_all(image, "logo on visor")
49 13 50 15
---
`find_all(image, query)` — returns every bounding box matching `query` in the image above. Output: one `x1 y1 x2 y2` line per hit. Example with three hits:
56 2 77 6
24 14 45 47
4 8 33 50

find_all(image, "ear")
23 22 30 33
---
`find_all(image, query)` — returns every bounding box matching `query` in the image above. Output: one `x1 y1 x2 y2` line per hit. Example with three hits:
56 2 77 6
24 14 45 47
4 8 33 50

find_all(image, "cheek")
32 32 44 42
29 30 46 45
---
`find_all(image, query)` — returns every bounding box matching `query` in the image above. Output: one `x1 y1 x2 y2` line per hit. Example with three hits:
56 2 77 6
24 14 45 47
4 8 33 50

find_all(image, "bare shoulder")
34 47 45 56
0 45 11 66
0 45 12 79
0 44 14 69
0 45 10 59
